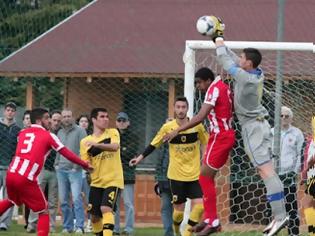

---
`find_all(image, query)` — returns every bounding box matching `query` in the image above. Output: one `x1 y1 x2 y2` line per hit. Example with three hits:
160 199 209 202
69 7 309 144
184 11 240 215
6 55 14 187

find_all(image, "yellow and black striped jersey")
80 128 123 189
151 119 208 181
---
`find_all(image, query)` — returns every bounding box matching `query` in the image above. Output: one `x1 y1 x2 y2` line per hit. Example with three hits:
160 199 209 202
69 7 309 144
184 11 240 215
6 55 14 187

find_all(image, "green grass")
0 223 165 236
1 222 307 236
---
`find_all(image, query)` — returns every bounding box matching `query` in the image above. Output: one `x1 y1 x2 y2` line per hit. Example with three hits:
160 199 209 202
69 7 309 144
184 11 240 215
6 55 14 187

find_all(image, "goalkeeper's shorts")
305 176 315 198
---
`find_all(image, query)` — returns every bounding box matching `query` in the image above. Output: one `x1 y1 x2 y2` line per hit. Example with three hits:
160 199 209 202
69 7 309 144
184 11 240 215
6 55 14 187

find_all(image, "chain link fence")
193 49 315 227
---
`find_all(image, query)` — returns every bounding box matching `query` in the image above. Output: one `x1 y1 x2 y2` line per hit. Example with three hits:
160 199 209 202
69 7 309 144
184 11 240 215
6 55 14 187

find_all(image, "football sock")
199 175 217 223
183 203 204 236
304 207 315 236
263 175 286 220
102 212 114 236
92 218 103 234
0 199 14 215
37 213 49 236
173 208 184 236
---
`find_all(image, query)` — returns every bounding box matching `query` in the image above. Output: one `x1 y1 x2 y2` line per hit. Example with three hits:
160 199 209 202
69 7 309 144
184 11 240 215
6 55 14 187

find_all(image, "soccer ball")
196 15 216 36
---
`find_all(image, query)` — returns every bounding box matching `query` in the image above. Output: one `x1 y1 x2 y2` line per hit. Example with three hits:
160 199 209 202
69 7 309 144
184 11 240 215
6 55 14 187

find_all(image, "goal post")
183 40 315 230
184 40 315 117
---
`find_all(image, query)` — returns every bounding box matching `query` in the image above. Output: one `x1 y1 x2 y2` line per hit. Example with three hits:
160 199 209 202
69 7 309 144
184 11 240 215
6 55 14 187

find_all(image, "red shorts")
6 172 47 213
203 130 235 170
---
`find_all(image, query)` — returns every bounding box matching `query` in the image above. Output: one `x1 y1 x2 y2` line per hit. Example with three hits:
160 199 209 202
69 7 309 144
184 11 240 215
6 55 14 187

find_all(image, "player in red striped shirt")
0 108 92 236
164 68 235 236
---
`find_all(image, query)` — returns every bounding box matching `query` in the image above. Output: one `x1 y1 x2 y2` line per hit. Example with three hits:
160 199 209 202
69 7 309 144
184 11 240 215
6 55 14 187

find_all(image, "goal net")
184 40 315 232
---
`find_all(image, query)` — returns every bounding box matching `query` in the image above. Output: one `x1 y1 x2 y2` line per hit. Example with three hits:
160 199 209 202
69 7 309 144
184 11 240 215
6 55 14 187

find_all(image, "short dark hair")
243 48 262 68
175 96 189 107
50 110 61 117
194 67 215 81
23 110 31 120
5 102 17 111
90 108 107 120
77 114 90 124
30 108 49 124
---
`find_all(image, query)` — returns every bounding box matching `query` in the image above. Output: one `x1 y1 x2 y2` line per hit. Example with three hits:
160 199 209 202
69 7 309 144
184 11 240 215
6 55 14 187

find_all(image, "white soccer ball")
196 15 216 36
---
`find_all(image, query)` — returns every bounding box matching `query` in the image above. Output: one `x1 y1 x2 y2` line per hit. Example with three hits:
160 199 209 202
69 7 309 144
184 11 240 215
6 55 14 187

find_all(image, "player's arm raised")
163 103 212 142
86 129 120 152
129 125 166 166
85 141 119 152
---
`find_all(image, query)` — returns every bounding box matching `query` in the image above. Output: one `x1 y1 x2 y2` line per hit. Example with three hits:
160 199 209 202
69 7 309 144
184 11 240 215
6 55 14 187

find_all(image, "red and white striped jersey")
204 76 233 134
9 124 64 182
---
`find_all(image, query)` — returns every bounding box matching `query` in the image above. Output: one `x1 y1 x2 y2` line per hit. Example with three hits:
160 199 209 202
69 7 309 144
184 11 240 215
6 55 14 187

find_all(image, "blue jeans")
56 169 84 231
114 184 135 233
0 168 13 230
161 191 174 236
81 173 90 220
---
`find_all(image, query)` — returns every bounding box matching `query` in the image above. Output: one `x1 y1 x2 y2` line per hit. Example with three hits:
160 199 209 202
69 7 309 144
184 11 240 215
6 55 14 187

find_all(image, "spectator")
0 102 21 231
77 114 92 135
271 106 304 236
154 118 174 236
27 110 62 233
114 112 138 236
55 109 87 233
22 110 32 128
77 114 92 233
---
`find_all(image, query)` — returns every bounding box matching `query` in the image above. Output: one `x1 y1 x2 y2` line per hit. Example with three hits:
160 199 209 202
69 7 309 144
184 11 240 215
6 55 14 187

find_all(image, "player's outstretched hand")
129 154 144 167
163 130 179 143
211 16 225 42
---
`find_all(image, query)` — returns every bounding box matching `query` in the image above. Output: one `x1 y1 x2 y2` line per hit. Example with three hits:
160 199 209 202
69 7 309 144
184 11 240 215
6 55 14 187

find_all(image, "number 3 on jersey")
21 133 35 153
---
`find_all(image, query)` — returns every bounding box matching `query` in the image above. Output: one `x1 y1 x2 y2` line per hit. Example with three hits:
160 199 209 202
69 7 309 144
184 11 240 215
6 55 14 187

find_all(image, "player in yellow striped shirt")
130 97 208 236
80 108 123 236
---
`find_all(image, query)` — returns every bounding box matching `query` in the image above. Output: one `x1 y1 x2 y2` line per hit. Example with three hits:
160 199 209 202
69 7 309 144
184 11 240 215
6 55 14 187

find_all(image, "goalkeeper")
302 116 315 236
210 16 288 236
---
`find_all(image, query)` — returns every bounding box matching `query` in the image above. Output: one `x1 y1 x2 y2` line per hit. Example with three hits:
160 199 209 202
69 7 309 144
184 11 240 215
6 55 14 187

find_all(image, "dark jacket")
0 118 21 167
155 144 171 193
44 128 60 171
118 129 138 184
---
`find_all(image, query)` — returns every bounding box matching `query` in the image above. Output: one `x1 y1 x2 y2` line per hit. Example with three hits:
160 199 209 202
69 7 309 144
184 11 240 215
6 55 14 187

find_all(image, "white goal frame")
181 40 314 232
184 40 315 117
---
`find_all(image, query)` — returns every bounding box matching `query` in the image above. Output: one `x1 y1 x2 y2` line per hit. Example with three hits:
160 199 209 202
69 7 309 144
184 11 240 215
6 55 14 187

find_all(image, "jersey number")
21 133 35 153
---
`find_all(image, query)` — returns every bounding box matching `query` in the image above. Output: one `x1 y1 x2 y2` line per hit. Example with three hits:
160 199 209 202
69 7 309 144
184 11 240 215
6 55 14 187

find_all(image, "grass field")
0 222 308 236
0 223 264 236
0 222 293 236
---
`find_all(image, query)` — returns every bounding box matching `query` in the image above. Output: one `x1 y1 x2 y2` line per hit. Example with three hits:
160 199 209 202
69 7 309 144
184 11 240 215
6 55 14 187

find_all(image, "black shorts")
170 179 203 205
88 186 121 217
305 176 315 198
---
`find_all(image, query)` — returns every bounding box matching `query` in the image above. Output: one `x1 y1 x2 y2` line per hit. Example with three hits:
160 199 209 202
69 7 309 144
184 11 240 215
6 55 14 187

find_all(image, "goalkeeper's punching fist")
210 16 225 42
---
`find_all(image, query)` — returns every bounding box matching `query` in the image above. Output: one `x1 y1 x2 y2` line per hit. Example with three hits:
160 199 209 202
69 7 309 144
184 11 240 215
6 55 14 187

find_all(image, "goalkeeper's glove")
211 16 225 42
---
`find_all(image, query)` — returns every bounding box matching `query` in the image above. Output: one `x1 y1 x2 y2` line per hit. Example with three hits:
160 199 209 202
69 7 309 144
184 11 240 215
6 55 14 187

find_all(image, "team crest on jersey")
181 135 186 143
87 203 93 211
